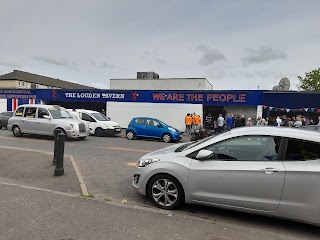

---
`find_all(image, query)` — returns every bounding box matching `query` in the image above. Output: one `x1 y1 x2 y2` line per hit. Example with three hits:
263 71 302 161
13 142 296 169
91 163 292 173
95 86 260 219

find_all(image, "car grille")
79 123 86 133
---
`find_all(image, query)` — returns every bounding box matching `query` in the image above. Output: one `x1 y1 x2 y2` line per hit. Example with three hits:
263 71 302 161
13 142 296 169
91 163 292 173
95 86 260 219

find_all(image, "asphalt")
0 145 315 240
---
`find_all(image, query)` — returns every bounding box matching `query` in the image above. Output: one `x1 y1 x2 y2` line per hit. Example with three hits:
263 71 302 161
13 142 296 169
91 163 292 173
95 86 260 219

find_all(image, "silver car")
133 126 320 226
7 104 89 139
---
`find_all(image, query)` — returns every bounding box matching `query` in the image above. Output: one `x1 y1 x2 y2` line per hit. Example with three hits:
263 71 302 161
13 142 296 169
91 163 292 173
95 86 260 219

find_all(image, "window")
15 107 24 117
24 107 37 118
135 118 145 125
81 113 95 122
199 136 281 161
146 119 160 127
38 108 49 118
285 139 320 161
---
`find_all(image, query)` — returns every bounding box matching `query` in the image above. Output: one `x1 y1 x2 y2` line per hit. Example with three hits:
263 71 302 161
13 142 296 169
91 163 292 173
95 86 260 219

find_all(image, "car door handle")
260 168 280 174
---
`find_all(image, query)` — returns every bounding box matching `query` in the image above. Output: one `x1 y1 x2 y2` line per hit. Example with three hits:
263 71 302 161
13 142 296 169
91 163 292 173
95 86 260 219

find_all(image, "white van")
68 109 121 137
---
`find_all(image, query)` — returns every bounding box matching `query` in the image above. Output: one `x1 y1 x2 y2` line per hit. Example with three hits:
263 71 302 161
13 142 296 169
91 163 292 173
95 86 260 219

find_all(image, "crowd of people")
184 112 320 135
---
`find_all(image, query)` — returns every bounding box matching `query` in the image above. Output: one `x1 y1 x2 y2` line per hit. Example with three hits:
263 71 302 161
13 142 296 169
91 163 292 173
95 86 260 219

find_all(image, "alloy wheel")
151 178 178 207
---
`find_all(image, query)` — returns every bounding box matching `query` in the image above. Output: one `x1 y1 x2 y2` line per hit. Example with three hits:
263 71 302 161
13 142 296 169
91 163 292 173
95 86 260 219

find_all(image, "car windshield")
91 113 110 121
183 131 231 151
49 108 73 119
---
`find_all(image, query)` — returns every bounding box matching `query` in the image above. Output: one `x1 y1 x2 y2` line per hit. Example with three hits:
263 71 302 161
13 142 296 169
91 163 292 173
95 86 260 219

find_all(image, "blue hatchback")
126 117 181 142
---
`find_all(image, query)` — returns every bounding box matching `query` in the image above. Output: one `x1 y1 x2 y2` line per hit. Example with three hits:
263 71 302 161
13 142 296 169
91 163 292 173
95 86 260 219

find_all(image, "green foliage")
298 68 320 91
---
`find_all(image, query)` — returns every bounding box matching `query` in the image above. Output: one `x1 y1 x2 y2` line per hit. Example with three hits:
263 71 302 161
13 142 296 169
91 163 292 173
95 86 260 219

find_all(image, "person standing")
185 113 193 136
217 114 224 133
193 113 201 130
204 112 213 130
226 113 233 131
101 109 106 116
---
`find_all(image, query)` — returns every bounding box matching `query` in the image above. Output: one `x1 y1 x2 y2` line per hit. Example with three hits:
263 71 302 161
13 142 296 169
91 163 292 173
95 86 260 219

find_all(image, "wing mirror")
196 150 213 160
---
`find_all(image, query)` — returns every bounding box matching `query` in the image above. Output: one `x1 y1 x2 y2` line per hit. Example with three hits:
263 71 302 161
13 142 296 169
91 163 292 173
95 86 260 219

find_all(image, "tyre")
95 128 104 137
147 174 184 210
162 133 172 143
126 130 135 140
13 126 22 137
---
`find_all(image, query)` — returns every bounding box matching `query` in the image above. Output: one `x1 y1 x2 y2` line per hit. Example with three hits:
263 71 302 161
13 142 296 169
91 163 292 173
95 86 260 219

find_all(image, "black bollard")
52 129 61 166
54 132 65 176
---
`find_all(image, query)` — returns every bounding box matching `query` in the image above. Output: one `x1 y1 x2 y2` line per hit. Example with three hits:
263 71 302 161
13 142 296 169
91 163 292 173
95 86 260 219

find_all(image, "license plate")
115 128 121 132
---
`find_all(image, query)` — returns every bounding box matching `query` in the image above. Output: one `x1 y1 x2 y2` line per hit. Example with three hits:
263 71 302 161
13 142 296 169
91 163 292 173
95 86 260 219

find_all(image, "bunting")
262 105 320 113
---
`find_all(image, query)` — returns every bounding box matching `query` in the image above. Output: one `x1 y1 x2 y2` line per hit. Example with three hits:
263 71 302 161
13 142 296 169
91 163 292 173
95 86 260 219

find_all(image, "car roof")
15 104 65 109
228 126 320 143
133 117 159 121
66 109 100 114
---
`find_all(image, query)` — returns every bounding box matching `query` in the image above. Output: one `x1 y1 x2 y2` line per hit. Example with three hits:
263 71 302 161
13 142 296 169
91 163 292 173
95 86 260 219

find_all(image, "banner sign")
0 89 263 106
0 89 37 99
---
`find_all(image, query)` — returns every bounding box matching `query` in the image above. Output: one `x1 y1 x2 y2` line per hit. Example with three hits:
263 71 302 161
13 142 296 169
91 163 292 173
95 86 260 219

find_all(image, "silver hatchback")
7 104 89 139
133 126 320 226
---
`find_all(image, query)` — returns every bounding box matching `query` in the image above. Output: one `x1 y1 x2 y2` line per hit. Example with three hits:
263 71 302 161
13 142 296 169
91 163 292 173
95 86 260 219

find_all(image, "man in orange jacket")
185 113 193 136
192 113 201 130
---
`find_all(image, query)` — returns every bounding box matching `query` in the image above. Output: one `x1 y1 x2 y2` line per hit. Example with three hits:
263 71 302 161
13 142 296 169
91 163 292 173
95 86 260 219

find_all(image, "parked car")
133 126 320 226
126 117 181 143
7 104 89 139
67 109 121 136
0 111 14 129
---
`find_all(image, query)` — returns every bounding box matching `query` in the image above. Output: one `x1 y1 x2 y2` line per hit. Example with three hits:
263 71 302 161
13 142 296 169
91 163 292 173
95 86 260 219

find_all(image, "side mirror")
158 124 163 128
196 149 213 160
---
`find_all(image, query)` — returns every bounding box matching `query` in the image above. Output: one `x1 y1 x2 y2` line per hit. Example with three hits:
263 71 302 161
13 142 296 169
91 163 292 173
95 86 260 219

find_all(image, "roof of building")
0 70 96 89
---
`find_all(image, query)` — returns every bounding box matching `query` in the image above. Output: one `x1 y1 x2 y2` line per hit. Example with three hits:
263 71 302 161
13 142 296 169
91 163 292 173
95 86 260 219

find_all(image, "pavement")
0 145 315 240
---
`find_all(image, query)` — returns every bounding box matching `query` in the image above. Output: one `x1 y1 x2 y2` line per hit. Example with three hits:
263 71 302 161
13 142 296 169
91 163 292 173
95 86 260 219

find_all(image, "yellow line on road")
127 162 137 167
95 146 151 153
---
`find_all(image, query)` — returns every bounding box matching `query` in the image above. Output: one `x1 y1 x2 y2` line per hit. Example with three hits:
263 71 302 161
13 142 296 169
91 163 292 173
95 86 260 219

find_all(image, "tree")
298 68 320 91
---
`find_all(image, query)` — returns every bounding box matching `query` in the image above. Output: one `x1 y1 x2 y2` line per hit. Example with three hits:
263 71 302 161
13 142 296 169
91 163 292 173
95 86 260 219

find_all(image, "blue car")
126 117 181 142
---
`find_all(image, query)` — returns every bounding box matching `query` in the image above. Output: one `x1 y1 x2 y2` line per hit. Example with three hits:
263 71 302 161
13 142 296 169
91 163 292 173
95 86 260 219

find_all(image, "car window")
23 107 37 118
2 112 13 117
285 138 320 161
38 108 50 119
146 119 160 127
135 118 145 125
91 113 110 121
81 113 95 122
49 108 72 119
15 107 24 117
199 136 281 161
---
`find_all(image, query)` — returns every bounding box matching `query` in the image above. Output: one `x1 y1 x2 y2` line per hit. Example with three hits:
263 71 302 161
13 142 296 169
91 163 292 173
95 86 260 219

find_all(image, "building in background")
0 70 95 89
0 70 96 112
107 72 261 131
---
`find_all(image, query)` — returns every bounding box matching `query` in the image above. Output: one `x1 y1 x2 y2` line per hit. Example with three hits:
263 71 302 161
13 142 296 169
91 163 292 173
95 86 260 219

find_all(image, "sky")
1 0 320 90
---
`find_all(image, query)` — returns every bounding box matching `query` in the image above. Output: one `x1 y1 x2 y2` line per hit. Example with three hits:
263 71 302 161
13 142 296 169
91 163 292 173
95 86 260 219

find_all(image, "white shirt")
217 117 224 127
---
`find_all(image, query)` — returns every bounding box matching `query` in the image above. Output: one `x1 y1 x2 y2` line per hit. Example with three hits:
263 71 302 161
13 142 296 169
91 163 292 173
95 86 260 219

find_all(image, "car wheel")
126 131 135 140
95 128 104 137
13 126 22 137
148 174 184 210
162 133 172 143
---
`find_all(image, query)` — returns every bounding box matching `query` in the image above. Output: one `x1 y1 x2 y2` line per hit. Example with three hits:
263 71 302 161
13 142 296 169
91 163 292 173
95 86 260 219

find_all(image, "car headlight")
168 127 176 132
137 158 160 167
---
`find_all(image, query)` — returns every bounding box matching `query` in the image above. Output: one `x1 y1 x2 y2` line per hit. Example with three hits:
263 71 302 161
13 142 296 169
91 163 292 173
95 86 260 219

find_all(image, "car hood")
140 142 186 159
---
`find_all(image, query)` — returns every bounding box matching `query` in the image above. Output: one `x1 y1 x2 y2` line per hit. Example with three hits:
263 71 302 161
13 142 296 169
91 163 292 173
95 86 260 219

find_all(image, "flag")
263 106 268 110
286 109 290 112
12 98 18 111
304 108 309 112
269 107 274 111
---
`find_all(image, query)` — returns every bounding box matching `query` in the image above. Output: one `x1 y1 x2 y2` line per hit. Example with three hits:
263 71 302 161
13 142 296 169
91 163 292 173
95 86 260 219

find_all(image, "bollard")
52 129 62 166
54 132 65 176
